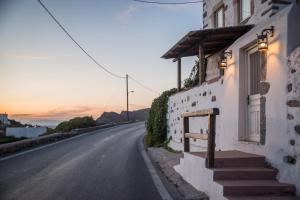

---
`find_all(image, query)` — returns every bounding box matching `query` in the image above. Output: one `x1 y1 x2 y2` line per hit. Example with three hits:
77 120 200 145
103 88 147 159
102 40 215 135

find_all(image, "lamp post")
127 90 134 121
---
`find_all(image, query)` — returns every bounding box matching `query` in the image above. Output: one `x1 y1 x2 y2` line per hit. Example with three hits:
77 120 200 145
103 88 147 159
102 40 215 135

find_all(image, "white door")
246 48 262 142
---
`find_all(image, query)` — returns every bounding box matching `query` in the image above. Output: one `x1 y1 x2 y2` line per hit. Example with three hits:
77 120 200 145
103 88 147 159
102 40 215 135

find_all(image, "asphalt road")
0 122 162 200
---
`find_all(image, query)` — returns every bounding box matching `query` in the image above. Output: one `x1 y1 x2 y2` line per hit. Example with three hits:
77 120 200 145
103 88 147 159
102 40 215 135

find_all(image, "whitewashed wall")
167 79 223 152
167 5 300 195
6 127 47 138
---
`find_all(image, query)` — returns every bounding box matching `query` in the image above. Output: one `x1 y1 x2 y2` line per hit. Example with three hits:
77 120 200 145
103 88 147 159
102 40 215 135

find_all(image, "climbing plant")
146 88 177 147
183 60 199 88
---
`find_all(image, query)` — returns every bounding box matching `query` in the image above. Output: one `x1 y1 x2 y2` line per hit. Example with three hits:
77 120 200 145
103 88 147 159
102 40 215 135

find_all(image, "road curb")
138 134 173 200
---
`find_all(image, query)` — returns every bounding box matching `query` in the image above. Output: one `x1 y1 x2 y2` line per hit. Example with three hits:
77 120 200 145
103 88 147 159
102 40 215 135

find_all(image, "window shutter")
250 0 254 15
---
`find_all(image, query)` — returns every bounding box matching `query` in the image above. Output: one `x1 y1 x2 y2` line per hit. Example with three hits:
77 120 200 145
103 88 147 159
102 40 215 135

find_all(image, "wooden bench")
181 108 219 168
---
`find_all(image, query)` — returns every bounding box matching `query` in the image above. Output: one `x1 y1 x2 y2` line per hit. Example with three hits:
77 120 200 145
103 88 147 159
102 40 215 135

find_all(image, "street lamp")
257 26 274 52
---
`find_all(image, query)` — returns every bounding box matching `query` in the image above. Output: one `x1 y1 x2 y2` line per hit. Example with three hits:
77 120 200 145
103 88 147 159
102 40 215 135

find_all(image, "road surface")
0 122 162 200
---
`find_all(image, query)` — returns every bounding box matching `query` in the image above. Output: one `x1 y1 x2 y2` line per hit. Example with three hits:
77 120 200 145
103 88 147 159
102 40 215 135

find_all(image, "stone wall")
205 51 222 82
202 0 293 29
279 46 300 192
167 80 223 152
6 127 47 138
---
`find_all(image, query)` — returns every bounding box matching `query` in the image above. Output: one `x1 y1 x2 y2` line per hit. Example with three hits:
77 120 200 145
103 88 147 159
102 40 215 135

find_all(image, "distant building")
0 113 8 126
0 113 8 136
0 114 47 138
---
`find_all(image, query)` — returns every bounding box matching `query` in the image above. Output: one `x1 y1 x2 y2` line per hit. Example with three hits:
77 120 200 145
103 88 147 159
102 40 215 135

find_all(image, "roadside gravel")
148 147 208 200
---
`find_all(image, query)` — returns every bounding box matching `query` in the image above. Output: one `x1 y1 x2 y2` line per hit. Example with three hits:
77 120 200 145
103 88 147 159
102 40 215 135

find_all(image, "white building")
162 0 300 199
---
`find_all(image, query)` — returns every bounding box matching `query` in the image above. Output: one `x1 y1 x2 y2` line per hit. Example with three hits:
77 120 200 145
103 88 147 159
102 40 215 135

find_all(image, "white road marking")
138 134 173 200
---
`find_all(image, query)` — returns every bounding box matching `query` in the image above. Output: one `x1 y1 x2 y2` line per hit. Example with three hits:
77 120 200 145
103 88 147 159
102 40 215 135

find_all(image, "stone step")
213 167 277 180
214 156 266 168
217 180 296 196
188 150 267 168
226 195 299 200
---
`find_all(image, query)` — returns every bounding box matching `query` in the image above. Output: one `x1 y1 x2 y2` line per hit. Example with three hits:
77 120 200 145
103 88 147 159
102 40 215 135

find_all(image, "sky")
0 0 202 126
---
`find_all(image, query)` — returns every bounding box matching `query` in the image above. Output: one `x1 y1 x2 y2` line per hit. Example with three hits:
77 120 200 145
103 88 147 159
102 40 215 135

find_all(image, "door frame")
238 42 261 142
246 47 261 142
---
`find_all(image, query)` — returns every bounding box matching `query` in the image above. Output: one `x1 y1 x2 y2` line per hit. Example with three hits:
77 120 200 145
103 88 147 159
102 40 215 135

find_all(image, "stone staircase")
175 151 298 200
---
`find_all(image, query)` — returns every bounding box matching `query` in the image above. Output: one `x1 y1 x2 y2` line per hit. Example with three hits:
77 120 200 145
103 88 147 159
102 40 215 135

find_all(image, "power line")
128 75 160 95
133 0 202 5
37 0 125 79
38 0 160 96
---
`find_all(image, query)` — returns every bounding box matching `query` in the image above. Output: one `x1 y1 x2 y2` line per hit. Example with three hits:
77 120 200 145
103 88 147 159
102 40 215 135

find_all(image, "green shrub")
0 136 27 144
55 116 95 133
183 60 199 89
41 127 56 135
146 88 177 147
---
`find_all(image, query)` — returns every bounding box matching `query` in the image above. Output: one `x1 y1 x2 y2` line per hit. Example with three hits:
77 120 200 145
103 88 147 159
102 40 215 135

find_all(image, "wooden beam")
183 117 190 152
199 44 205 85
177 58 181 92
206 114 216 168
161 25 254 59
181 108 219 118
178 44 191 48
184 133 208 140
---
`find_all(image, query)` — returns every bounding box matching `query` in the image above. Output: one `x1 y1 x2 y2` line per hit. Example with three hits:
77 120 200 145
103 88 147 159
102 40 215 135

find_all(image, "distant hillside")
8 119 34 128
96 108 149 125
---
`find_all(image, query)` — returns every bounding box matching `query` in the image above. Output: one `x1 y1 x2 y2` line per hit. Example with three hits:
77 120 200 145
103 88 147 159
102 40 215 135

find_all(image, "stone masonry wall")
202 0 293 29
280 46 300 191
167 79 223 152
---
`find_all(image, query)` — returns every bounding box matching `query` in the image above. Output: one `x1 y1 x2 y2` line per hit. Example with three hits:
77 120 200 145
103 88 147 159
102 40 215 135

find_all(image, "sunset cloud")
0 53 50 60
156 3 196 12
9 104 146 120
116 4 137 23
10 106 96 120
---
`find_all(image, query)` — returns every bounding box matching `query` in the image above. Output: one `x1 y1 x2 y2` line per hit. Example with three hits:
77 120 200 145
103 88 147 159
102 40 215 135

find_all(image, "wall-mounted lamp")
257 26 274 52
218 50 232 69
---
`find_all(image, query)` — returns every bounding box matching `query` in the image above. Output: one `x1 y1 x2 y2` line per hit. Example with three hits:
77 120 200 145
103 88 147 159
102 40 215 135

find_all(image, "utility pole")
126 74 129 121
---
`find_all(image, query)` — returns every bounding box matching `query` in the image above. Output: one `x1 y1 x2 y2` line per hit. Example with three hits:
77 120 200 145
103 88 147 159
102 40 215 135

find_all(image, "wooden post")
177 58 181 91
199 45 205 85
206 114 216 168
183 117 190 152
126 74 129 121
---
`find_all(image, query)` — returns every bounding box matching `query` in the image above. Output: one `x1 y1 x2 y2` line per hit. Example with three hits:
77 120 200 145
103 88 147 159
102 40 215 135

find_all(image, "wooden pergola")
161 25 254 91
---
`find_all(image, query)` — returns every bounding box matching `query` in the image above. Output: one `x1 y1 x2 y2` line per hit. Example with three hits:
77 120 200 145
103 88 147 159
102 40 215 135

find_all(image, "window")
215 6 224 28
249 51 263 95
240 0 251 22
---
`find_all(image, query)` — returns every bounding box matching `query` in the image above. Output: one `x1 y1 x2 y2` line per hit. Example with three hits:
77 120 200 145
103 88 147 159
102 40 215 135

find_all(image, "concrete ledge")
0 123 117 157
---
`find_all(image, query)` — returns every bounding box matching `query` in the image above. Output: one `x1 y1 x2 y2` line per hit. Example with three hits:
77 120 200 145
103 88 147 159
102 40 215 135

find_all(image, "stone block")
287 83 292 92
211 95 216 102
287 113 294 120
295 125 300 135
260 82 270 95
287 100 300 107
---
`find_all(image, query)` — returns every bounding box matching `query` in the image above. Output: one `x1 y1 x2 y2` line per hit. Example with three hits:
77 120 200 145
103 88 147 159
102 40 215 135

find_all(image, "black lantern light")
257 26 274 52
218 50 232 69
